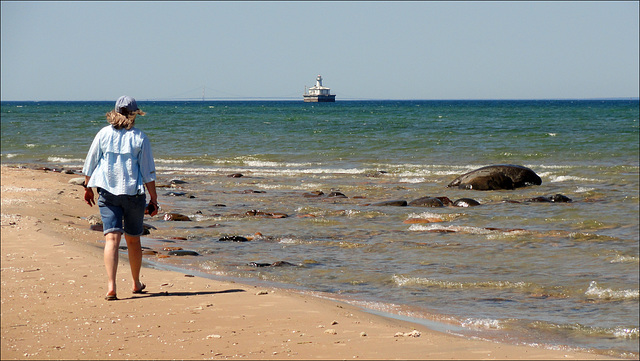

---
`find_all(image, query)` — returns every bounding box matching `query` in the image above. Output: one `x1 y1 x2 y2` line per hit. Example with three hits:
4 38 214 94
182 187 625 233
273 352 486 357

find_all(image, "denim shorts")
97 188 146 236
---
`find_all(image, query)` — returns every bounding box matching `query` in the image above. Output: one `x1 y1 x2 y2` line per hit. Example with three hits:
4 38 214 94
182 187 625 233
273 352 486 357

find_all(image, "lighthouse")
303 75 336 102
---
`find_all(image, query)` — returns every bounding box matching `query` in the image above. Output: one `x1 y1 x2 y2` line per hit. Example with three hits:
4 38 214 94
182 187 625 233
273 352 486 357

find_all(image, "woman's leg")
124 234 144 292
104 232 122 296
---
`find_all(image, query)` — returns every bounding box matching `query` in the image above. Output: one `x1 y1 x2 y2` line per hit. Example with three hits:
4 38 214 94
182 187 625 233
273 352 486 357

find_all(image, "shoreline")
1 164 624 359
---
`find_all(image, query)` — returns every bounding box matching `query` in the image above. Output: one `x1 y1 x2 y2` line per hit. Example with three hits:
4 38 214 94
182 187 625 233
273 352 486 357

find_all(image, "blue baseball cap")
115 95 139 114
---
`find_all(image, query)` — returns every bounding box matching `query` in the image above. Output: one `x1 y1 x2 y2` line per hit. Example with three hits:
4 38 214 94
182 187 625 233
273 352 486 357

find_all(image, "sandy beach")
1 165 621 360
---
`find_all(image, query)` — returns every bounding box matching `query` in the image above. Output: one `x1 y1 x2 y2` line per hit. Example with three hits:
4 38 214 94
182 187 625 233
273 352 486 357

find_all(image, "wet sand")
0 165 619 360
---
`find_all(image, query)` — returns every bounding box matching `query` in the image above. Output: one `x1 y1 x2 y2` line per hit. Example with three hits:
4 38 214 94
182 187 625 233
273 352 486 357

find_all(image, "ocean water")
2 99 639 357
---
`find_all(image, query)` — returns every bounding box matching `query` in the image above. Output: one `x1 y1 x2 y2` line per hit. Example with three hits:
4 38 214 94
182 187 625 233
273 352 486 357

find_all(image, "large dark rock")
447 164 542 190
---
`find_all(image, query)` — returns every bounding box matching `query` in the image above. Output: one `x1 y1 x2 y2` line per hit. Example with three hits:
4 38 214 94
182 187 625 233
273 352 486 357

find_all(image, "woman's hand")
146 201 159 216
84 187 95 207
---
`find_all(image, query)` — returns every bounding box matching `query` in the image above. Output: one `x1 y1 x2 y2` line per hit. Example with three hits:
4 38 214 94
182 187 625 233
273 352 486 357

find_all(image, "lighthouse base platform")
303 94 336 102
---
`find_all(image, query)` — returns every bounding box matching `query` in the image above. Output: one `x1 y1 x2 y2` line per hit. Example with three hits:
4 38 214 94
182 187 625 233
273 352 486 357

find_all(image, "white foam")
461 318 503 330
535 165 578 170
549 175 598 183
300 183 325 189
399 177 426 183
344 209 361 217
575 186 595 193
612 326 639 338
408 224 493 234
155 158 192 164
407 211 441 219
610 255 639 264
250 183 287 190
585 281 639 300
243 160 313 168
47 156 84 163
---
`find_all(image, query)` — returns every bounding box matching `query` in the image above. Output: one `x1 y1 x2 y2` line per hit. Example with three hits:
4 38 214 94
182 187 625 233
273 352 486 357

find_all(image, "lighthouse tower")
303 75 336 102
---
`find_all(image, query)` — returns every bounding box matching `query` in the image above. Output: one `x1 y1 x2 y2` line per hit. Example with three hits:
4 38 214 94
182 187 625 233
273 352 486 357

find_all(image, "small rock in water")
527 194 572 203
167 250 200 256
248 261 297 267
219 235 250 242
164 191 188 197
242 189 266 194
550 194 572 203
248 262 272 267
327 191 347 198
303 191 324 198
365 170 388 177
270 261 297 267
163 213 191 221
244 210 288 218
527 196 552 202
453 198 481 207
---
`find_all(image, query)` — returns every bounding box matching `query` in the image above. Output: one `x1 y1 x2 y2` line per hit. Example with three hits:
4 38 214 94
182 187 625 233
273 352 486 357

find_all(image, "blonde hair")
105 109 146 130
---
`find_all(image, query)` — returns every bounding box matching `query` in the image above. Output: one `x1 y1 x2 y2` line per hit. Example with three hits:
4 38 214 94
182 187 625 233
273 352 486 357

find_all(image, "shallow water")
2 99 638 357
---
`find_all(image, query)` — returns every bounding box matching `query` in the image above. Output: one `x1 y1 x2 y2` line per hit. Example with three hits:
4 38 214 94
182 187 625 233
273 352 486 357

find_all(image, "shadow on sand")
118 288 246 300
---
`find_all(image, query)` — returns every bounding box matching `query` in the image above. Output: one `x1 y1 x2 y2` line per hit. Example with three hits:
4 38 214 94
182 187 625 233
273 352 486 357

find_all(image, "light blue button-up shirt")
83 125 156 196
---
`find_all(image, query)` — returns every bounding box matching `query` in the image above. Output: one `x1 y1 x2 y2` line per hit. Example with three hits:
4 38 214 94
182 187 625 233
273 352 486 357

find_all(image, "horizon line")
2 97 638 102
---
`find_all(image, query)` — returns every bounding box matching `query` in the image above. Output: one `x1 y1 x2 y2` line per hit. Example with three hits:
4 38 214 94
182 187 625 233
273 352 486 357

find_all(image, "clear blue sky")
1 1 638 101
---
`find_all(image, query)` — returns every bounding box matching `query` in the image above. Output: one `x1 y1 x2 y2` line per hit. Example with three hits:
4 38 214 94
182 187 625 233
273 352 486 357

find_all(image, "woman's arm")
145 181 158 216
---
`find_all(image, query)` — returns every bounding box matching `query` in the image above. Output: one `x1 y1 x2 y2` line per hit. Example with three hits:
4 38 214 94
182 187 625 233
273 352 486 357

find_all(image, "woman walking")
82 95 158 300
